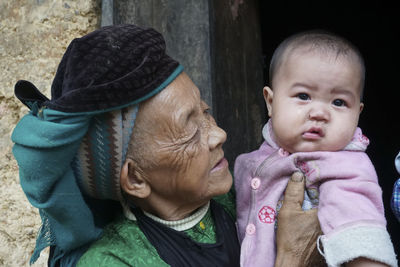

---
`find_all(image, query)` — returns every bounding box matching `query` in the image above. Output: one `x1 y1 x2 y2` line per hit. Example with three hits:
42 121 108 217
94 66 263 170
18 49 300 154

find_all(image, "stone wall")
0 1 100 266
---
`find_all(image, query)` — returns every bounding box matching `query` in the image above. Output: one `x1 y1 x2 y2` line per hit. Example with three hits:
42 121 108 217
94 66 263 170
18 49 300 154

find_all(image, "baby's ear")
359 102 364 114
120 158 151 198
263 86 274 117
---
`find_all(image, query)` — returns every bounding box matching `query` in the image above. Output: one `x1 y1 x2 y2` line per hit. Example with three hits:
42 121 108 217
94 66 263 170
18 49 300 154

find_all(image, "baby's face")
264 50 364 153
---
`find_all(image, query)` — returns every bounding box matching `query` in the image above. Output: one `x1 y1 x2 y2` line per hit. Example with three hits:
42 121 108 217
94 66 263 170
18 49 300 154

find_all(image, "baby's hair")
269 29 365 100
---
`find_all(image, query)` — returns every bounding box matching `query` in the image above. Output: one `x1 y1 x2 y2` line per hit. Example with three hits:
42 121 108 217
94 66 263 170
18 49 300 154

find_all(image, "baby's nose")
308 105 330 121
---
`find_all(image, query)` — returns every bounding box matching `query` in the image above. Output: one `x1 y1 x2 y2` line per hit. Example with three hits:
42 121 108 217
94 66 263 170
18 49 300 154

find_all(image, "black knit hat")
15 24 180 112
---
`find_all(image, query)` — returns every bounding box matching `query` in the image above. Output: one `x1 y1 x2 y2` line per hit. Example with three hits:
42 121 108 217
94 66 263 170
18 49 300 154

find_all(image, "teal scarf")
12 107 98 264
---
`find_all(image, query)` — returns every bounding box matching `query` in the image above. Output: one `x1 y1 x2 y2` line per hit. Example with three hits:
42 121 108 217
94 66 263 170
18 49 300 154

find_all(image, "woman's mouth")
211 158 228 172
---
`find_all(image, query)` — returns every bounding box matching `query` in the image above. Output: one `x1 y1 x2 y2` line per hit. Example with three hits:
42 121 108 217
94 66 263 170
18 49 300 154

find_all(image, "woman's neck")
143 201 210 231
134 196 209 221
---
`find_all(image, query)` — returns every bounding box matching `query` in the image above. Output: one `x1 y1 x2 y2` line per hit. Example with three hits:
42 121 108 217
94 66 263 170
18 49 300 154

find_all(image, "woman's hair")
269 29 365 100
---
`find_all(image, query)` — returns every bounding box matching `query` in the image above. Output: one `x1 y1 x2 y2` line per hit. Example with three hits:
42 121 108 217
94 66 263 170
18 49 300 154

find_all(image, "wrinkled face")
133 72 232 207
265 50 364 153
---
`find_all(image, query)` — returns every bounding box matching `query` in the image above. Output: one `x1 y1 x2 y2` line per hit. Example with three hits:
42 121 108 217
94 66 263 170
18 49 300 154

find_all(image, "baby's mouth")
302 127 324 139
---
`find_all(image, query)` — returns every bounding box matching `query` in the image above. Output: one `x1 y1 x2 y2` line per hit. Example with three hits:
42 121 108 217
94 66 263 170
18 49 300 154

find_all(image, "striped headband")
72 105 139 201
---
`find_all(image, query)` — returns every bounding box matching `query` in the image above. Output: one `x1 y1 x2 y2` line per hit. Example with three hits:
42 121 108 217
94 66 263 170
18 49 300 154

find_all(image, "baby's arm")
313 152 397 266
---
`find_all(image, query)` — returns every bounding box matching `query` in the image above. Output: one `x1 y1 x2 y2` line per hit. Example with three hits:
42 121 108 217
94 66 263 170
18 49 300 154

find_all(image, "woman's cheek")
164 139 201 174
183 141 202 164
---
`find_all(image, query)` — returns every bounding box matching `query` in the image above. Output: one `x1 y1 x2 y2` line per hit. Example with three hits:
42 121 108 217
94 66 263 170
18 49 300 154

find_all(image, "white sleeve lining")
319 225 397 267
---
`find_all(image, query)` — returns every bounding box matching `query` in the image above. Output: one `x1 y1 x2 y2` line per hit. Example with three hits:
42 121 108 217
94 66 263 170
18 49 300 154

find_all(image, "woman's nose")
208 123 227 150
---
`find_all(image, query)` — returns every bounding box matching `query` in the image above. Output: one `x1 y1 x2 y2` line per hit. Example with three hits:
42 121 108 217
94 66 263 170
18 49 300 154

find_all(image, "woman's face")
131 72 232 215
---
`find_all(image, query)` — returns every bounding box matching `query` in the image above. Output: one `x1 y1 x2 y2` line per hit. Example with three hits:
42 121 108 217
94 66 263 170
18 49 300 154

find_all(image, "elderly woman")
12 24 321 267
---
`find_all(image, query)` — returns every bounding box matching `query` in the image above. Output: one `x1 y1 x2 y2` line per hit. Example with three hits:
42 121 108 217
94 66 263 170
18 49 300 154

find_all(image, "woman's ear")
263 86 274 117
120 158 151 199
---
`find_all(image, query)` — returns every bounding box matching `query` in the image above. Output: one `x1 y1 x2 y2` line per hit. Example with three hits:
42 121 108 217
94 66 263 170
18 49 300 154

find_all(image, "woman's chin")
209 171 233 197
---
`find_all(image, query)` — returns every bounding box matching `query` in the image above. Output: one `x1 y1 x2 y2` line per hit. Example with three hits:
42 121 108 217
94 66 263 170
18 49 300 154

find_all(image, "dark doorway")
259 1 400 256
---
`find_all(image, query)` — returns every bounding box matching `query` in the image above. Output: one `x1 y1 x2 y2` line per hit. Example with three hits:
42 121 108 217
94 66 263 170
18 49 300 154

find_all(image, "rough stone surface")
0 1 100 266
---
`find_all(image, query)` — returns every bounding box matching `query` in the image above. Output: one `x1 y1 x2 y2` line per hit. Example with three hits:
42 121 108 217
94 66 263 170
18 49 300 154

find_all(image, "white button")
251 177 261 189
278 148 289 156
246 223 256 235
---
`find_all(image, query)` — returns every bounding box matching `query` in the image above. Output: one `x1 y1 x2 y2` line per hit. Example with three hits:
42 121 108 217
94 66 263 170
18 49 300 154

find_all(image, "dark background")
259 0 400 255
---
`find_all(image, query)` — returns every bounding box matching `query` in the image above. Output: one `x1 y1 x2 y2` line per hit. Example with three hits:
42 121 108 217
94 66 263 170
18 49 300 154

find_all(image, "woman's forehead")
139 72 201 126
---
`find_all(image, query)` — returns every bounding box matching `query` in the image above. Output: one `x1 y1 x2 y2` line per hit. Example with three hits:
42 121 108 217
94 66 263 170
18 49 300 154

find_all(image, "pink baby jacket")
234 121 397 267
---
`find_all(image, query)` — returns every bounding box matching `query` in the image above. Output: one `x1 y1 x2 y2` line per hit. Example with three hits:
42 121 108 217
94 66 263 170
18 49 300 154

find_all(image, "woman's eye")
333 99 345 107
297 93 310 101
191 129 201 142
203 107 212 119
204 107 210 114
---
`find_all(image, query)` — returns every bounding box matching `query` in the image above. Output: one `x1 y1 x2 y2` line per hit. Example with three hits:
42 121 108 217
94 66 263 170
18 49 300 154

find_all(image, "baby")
234 30 397 267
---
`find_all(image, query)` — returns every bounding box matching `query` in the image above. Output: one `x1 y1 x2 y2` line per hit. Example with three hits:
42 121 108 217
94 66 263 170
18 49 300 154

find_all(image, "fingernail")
291 172 304 182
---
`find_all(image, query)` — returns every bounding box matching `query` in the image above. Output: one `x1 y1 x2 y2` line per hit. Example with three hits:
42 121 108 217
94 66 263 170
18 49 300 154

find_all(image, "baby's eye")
297 93 310 101
332 99 346 107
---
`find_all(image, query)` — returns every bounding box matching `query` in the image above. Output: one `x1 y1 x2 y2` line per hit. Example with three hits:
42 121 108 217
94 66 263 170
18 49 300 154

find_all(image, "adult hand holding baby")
275 172 325 267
